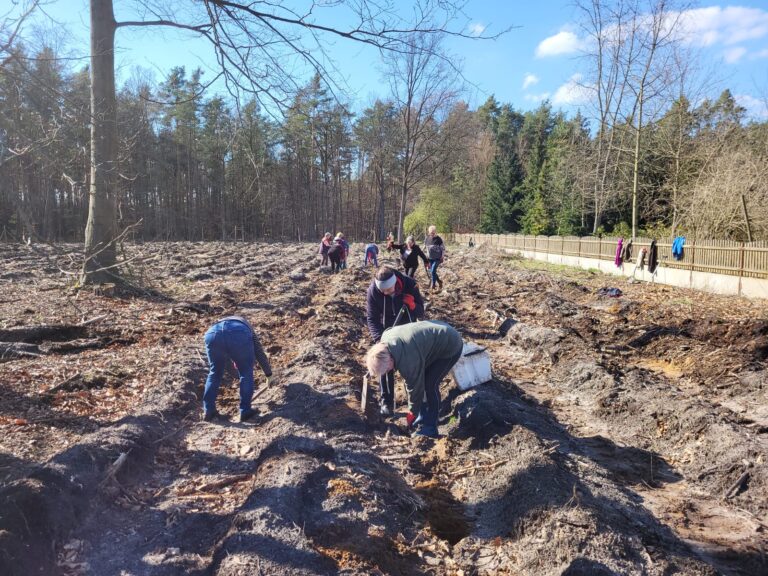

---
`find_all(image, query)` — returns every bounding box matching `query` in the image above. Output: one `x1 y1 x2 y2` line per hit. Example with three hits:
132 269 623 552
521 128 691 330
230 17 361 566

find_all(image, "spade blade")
361 374 369 413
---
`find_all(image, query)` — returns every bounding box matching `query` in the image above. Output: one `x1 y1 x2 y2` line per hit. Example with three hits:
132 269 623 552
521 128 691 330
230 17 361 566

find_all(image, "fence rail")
447 233 768 280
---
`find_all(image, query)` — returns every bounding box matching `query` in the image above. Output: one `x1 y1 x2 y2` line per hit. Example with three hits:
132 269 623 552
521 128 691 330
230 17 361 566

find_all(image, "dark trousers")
417 347 463 435
379 370 395 409
329 255 342 273
404 264 418 278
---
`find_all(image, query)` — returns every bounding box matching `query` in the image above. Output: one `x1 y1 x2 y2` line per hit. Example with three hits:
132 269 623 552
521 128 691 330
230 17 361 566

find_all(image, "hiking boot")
240 409 257 422
436 279 443 291
202 409 220 422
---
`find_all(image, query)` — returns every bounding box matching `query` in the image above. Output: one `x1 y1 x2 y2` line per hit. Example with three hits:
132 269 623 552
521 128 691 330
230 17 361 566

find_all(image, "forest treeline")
1 45 767 243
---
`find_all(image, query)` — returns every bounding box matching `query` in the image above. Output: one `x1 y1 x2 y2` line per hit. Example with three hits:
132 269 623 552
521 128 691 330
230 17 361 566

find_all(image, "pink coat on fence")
615 238 624 267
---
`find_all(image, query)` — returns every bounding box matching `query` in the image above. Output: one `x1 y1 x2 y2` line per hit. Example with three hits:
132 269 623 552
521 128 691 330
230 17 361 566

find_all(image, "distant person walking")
424 225 439 252
335 233 349 270
427 232 445 290
366 266 424 416
202 316 272 423
390 235 429 278
318 232 332 267
366 320 463 438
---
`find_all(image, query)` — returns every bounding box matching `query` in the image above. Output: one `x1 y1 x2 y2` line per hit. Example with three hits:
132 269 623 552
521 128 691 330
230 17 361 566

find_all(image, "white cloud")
754 48 768 59
468 22 486 37
524 92 550 102
676 6 768 47
552 74 593 106
536 31 583 57
735 94 768 119
724 46 747 64
522 73 540 90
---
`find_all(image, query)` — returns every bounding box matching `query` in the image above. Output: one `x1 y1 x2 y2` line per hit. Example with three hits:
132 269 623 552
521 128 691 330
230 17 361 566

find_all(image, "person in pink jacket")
318 232 332 267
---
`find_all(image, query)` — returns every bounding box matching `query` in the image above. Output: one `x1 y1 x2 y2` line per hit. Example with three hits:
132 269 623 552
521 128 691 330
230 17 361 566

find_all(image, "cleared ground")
0 241 765 575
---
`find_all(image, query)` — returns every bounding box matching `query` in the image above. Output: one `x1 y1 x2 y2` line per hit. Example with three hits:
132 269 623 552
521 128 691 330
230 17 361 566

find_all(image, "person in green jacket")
365 320 463 438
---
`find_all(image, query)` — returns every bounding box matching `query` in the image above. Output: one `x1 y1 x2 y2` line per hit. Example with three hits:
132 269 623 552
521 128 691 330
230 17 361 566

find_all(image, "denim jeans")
416 346 463 436
429 259 441 286
364 248 379 267
203 320 255 415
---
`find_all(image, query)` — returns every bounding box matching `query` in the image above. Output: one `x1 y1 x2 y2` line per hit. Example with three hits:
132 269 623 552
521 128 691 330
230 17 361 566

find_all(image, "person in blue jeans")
362 242 379 268
203 316 272 422
425 233 445 291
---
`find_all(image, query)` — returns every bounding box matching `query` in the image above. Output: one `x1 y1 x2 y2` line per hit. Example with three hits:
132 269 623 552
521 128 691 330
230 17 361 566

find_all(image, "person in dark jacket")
366 320 463 438
390 235 429 278
424 225 438 251
425 234 445 291
203 316 272 422
327 241 344 273
366 266 425 416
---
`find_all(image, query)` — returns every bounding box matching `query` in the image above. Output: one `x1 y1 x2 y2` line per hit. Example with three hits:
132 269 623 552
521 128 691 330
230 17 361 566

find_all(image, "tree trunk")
82 0 118 283
631 85 643 240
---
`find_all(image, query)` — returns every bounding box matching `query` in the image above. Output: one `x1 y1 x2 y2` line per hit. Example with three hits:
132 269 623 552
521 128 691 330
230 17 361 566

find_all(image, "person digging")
365 266 424 417
366 320 463 438
202 316 272 423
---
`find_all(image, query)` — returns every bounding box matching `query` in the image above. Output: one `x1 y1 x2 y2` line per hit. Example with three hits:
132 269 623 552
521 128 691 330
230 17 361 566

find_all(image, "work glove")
406 411 417 428
402 293 416 311
265 376 272 387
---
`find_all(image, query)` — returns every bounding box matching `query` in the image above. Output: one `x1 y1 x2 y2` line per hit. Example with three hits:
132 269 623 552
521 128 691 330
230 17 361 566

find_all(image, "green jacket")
381 320 463 414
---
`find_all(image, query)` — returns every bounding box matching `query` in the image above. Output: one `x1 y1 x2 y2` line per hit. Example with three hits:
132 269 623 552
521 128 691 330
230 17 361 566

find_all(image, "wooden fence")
448 233 768 280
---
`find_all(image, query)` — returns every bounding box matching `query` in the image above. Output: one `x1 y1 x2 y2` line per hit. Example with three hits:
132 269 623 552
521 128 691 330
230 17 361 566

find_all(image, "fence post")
578 236 581 258
689 240 695 289
738 242 745 296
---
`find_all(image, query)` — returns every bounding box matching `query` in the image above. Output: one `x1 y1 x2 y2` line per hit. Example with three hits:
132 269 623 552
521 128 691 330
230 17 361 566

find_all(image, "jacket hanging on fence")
648 240 659 273
615 238 624 267
621 239 633 263
672 236 686 260
637 248 647 270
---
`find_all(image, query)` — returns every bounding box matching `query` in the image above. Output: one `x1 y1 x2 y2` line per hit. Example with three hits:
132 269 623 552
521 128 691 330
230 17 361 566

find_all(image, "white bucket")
451 341 492 391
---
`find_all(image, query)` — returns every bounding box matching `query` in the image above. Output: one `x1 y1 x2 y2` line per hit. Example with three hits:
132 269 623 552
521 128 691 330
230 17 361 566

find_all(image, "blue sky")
25 1 768 119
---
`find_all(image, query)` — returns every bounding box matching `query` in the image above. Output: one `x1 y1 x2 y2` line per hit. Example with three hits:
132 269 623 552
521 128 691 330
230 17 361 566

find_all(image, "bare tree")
625 0 684 239
0 0 39 68
384 31 461 241
576 0 636 233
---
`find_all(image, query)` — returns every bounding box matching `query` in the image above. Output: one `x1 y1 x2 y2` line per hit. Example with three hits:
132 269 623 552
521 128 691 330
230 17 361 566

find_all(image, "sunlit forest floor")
0 241 766 575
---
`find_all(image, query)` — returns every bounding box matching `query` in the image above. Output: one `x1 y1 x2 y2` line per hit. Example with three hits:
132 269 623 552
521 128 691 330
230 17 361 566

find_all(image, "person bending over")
365 266 424 416
202 316 272 422
362 242 379 268
366 320 463 438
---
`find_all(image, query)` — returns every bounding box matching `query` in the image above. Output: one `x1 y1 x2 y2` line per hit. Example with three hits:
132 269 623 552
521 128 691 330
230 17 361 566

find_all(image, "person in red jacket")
365 266 424 416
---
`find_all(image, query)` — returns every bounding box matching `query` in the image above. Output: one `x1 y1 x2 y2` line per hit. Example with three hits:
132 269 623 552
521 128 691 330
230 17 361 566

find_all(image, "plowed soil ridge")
0 241 765 575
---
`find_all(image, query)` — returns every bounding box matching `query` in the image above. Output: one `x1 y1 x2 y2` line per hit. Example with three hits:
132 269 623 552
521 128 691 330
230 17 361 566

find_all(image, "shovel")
252 376 273 403
361 374 369 413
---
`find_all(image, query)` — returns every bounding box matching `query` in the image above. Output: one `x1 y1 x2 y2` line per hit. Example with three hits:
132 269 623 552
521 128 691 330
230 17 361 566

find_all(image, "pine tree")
479 104 524 233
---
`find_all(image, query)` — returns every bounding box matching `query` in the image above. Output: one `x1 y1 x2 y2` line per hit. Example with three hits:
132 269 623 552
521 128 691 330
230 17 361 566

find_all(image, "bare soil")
0 241 765 575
